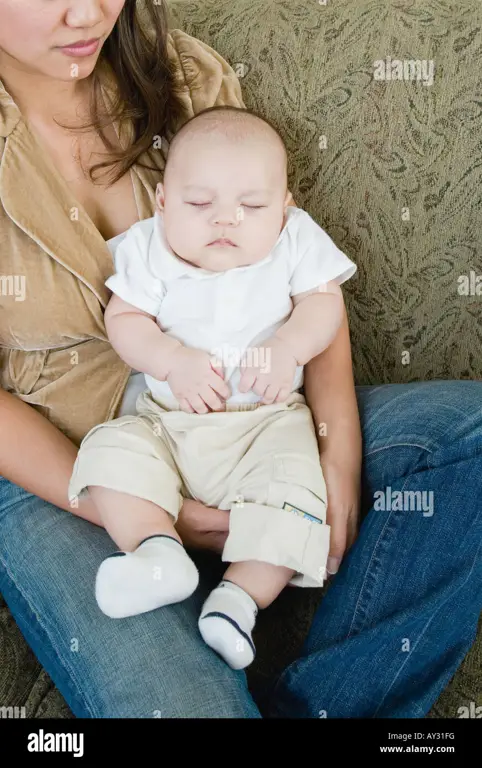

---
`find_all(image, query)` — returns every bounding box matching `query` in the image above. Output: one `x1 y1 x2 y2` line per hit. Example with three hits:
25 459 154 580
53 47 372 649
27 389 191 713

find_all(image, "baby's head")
155 106 292 272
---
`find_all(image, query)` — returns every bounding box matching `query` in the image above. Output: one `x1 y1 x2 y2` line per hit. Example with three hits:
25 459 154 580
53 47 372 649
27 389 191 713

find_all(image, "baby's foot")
95 534 199 618
198 580 258 669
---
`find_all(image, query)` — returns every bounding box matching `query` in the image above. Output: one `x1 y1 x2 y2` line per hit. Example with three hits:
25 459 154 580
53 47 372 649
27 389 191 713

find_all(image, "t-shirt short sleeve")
288 210 357 296
105 225 165 316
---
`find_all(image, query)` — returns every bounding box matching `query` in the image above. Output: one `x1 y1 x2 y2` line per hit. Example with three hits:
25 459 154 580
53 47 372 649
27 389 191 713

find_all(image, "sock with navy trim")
198 580 259 669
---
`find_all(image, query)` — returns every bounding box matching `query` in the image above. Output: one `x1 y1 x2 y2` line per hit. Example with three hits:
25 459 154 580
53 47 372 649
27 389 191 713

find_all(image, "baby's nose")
212 206 243 225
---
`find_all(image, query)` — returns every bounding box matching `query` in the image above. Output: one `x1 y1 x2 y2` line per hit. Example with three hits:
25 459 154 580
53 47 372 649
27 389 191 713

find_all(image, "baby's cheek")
248 227 280 260
164 216 194 253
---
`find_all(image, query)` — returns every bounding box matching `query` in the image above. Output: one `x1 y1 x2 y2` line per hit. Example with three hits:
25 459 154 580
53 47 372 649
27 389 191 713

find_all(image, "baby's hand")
166 347 231 413
238 336 298 405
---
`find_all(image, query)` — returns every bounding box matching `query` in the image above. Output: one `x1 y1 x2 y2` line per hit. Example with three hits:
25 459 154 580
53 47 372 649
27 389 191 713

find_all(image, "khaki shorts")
69 390 330 587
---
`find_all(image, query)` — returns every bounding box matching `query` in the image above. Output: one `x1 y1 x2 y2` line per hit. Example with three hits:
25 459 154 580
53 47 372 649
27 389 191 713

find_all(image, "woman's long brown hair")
55 0 188 186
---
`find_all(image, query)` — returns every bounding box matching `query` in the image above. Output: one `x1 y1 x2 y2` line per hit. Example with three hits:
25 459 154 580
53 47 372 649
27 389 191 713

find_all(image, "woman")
0 0 480 718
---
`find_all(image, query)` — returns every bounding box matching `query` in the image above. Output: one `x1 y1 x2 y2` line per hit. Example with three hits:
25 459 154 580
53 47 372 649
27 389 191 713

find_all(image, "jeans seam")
361 389 470 437
0 553 96 717
347 501 406 638
372 533 482 718
365 443 432 457
361 392 426 437
429 402 478 430
347 448 436 637
364 398 475 459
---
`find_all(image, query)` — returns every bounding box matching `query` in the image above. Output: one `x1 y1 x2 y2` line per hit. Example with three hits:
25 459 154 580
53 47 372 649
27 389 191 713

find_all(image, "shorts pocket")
268 452 327 521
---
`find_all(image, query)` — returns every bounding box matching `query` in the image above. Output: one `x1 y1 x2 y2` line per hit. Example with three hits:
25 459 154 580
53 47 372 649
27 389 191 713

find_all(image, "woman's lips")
57 38 101 57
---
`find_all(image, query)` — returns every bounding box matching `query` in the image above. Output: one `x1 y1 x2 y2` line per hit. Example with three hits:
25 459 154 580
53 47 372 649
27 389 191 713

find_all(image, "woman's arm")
304 305 361 471
288 193 361 474
0 388 231 548
303 305 362 570
0 388 101 525
287 192 362 570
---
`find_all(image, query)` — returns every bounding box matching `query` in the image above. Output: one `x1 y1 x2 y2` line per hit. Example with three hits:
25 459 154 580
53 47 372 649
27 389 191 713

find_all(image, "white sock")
198 580 259 670
95 534 199 618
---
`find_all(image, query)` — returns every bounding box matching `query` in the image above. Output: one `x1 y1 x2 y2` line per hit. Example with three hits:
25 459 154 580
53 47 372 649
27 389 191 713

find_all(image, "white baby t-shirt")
105 206 357 408
106 231 147 417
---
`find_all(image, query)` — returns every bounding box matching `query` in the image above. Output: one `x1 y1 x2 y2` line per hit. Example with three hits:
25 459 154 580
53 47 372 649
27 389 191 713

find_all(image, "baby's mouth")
207 238 237 247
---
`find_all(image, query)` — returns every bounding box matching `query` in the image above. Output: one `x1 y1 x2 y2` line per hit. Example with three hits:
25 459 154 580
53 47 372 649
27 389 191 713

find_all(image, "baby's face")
156 133 291 272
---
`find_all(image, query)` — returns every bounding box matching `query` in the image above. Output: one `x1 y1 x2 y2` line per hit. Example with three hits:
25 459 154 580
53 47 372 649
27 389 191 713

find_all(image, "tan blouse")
0 29 245 446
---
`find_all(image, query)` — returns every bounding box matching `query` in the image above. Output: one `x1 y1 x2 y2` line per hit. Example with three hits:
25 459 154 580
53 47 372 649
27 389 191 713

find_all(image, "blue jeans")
1 381 481 718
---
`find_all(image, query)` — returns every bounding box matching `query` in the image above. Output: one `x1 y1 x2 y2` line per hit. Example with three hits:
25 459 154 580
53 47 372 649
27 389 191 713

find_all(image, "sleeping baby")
68 105 357 670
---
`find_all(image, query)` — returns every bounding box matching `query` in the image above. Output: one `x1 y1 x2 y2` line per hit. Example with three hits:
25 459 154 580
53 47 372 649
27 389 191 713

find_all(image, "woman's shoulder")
166 28 246 115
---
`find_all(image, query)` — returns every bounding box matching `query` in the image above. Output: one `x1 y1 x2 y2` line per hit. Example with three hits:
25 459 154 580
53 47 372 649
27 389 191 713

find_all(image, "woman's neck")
0 54 93 124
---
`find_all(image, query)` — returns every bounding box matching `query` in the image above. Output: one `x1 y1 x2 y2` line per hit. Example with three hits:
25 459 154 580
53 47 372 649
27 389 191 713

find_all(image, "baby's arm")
238 214 356 404
104 224 230 413
238 281 344 404
104 293 182 381
105 294 230 413
274 280 344 365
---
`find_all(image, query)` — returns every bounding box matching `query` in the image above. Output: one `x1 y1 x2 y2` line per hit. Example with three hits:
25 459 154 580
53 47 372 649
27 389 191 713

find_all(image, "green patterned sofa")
1 0 480 717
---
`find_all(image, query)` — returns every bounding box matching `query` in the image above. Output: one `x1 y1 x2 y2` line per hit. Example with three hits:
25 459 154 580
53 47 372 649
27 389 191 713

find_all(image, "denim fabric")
1 381 481 717
267 381 482 718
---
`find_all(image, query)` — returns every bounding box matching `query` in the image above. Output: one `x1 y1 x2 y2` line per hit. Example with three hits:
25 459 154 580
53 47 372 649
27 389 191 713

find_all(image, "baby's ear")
155 182 165 211
285 189 296 208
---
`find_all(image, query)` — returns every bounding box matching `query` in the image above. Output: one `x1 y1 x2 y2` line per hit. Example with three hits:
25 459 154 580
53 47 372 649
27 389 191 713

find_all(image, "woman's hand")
321 457 361 575
175 498 230 554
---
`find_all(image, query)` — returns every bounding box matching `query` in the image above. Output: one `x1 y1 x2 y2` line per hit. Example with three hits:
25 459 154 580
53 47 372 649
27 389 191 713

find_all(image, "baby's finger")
253 377 269 398
209 371 231 400
200 386 226 412
274 387 291 403
261 384 279 405
238 371 256 393
210 362 225 379
188 394 210 414
178 398 194 414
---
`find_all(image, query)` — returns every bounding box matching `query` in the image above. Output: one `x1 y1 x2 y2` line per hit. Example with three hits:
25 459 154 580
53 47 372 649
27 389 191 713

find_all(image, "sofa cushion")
168 0 482 385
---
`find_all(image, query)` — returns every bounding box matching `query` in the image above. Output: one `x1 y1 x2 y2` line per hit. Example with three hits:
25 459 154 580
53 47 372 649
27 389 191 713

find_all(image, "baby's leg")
68 412 200 620
89 486 199 618
88 485 180 551
222 560 295 609
198 560 294 669
197 396 329 669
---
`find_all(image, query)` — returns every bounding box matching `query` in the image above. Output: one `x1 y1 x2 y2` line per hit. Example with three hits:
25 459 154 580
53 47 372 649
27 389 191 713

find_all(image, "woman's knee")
0 481 260 717
356 380 482 486
357 380 482 452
